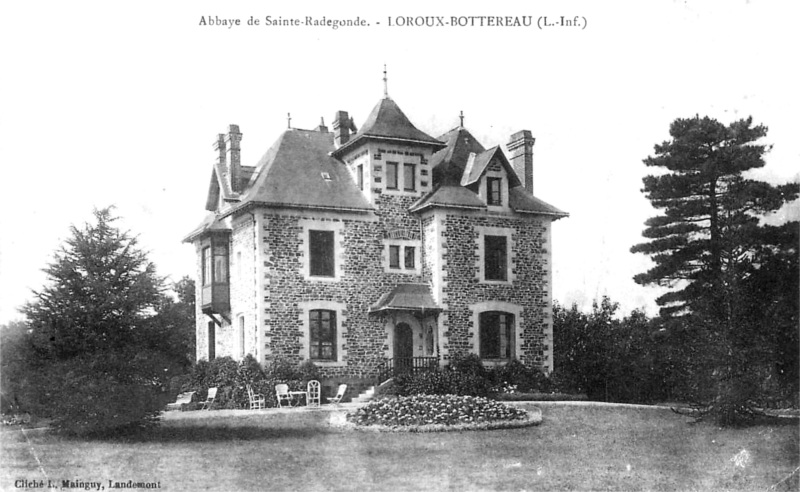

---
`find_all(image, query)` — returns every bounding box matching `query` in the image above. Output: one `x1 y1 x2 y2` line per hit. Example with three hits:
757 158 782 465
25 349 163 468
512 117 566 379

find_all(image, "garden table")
288 391 307 407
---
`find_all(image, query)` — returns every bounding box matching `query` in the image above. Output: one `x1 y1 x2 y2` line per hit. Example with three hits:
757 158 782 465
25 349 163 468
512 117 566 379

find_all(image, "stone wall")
439 211 552 370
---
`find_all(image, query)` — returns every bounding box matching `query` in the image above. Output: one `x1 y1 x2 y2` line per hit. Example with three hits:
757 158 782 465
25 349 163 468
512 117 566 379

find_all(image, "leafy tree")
631 116 799 424
20 208 177 434
147 276 196 370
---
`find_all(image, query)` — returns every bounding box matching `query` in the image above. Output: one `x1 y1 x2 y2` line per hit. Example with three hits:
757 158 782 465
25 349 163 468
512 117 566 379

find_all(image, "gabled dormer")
461 147 520 211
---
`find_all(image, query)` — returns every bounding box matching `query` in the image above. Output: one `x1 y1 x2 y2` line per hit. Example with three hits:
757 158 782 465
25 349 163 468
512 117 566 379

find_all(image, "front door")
394 323 414 375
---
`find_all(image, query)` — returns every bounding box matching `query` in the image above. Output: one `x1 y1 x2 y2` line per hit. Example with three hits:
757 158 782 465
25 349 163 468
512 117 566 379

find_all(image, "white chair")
200 387 218 411
247 385 266 410
275 384 292 408
165 391 195 412
307 380 321 408
326 384 347 406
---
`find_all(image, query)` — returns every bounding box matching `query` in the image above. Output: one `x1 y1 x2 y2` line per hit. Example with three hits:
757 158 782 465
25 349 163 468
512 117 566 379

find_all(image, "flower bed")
345 394 541 432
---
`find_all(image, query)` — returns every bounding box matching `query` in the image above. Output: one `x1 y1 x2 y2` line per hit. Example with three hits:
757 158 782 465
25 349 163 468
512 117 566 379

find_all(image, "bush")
393 370 491 397
25 354 166 436
348 394 528 427
178 357 317 409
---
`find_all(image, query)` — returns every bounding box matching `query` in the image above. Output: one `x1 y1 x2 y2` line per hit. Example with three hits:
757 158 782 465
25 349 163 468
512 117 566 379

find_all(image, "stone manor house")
184 89 567 393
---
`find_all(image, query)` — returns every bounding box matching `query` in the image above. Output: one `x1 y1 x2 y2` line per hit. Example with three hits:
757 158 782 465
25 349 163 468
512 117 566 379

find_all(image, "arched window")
479 311 514 359
310 309 337 360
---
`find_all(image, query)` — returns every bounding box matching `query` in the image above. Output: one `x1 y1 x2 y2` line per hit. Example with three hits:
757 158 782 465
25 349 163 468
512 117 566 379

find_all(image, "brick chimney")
333 111 352 148
507 130 535 194
225 124 242 193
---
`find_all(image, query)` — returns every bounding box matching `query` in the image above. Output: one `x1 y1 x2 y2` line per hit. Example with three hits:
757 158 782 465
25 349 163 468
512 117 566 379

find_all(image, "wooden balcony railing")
377 357 439 385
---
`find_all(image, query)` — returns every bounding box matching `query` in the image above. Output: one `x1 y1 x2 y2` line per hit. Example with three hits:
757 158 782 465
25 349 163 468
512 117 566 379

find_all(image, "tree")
631 116 799 424
0 320 33 414
147 276 196 370
20 208 176 434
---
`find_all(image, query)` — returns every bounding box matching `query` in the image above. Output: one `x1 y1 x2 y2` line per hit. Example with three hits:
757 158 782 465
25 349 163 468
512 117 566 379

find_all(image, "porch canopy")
369 283 441 315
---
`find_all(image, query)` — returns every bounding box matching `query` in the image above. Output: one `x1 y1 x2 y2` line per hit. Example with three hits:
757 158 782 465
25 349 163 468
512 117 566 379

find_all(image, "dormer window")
386 162 399 189
487 177 502 206
403 163 416 191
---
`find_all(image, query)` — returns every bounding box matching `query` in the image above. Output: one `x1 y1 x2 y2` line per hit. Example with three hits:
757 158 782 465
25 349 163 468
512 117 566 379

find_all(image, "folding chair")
307 380 321 408
200 387 218 411
326 384 347 406
275 384 292 408
165 391 195 411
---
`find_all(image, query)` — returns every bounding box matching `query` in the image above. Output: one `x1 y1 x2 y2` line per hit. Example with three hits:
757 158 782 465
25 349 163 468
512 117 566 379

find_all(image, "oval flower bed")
344 394 541 432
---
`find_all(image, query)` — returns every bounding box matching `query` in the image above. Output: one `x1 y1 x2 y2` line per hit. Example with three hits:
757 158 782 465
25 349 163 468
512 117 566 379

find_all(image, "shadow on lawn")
83 425 338 443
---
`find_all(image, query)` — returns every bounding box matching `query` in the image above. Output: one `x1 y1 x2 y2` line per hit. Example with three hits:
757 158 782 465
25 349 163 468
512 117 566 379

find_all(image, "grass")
1 404 797 491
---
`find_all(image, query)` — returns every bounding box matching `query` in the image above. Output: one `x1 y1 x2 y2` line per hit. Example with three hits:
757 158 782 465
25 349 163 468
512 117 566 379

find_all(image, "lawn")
1 403 797 491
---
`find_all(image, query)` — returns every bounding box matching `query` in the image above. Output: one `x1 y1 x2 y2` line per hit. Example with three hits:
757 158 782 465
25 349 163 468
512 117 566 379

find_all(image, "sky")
1 0 798 324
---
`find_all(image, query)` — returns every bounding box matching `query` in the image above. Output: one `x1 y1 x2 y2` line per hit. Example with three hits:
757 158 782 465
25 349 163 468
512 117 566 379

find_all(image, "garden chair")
247 385 266 410
327 384 347 406
165 391 195 411
307 380 321 408
275 384 292 408
200 387 218 411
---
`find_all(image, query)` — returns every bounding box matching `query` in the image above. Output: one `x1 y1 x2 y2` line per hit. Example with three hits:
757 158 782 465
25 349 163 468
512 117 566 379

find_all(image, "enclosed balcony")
200 239 230 317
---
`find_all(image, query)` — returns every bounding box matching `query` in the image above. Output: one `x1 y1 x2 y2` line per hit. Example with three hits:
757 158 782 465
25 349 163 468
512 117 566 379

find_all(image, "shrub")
393 370 491 397
347 394 528 427
179 356 316 409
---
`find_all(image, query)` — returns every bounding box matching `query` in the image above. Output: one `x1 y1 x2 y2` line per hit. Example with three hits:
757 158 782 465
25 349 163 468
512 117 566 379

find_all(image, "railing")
377 357 439 385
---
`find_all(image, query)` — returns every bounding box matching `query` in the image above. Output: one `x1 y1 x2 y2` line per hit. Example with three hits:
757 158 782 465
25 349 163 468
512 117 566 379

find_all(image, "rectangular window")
208 321 216 360
403 163 416 191
310 309 336 360
404 246 415 269
309 230 335 277
386 162 398 190
201 247 211 286
357 164 364 191
480 312 513 359
484 235 508 281
213 245 228 283
487 177 502 205
389 245 401 269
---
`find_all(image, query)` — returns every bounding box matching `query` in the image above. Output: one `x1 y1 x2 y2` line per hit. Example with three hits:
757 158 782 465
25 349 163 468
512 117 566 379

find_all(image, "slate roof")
225 128 373 215
409 185 486 212
417 126 568 218
183 212 230 243
508 188 569 216
334 97 445 155
369 283 441 313
430 127 485 185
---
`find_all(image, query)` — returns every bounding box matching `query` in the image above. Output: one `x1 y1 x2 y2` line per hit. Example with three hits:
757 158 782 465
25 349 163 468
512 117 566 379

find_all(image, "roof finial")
459 110 464 127
287 112 292 129
383 64 388 98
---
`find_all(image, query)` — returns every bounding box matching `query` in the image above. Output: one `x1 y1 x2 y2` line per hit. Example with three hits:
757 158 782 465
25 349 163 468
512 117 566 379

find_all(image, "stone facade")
185 93 566 382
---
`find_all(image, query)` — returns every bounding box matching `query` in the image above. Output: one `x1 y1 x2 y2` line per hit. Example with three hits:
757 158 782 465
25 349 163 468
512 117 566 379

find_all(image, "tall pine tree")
21 208 176 434
631 116 799 424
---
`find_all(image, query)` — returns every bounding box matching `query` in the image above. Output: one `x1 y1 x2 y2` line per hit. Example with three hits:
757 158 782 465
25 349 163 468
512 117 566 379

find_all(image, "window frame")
201 246 211 286
404 245 416 270
357 164 364 191
389 245 401 269
403 163 416 191
479 311 514 359
487 177 502 206
386 161 399 190
484 235 508 281
309 229 335 278
309 309 337 361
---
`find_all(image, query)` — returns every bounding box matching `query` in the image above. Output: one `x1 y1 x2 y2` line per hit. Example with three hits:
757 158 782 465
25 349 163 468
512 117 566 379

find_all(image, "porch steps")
350 386 376 404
